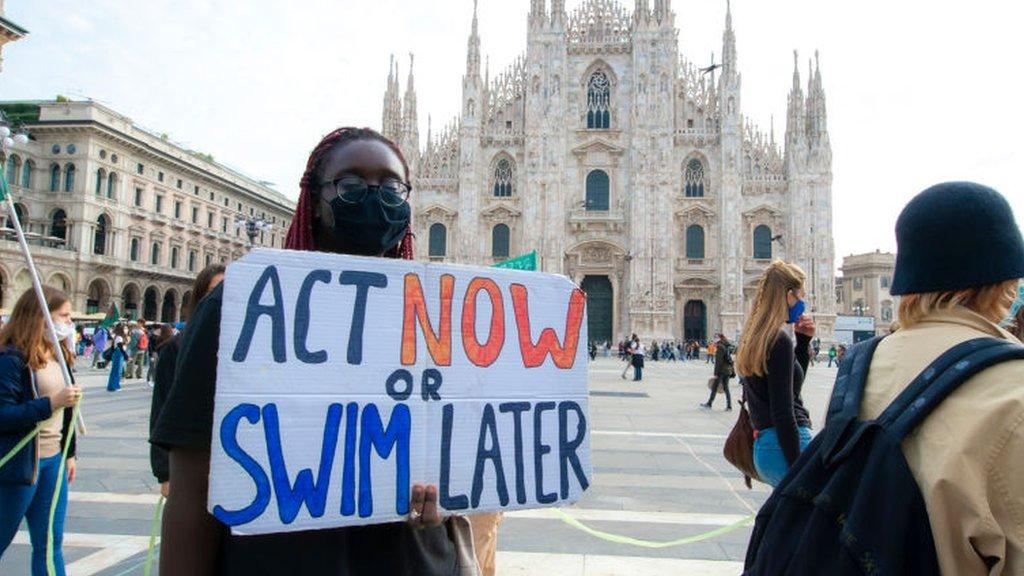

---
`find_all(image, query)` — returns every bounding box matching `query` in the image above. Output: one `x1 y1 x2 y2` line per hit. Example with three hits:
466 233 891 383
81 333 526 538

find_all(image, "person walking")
152 128 473 576
89 326 107 368
701 334 734 410
826 344 837 367
124 319 146 380
735 260 815 487
0 286 83 576
106 334 128 393
631 337 646 381
706 340 716 364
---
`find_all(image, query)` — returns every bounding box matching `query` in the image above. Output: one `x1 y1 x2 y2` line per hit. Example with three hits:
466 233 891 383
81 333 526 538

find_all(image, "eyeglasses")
319 175 411 207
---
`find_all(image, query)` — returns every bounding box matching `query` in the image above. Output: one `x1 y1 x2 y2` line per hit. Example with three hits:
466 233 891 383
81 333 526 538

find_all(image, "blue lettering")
262 403 342 524
533 401 557 504
358 403 411 517
294 270 331 364
499 402 530 504
471 404 509 508
339 271 388 365
341 402 358 516
558 401 589 499
440 403 469 510
212 404 271 526
232 265 287 363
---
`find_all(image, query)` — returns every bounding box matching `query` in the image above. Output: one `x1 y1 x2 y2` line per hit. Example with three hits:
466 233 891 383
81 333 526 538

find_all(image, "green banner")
492 251 537 271
99 303 120 329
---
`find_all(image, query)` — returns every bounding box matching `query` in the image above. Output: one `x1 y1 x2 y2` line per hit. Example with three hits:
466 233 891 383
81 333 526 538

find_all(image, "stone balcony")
568 209 626 233
675 257 717 273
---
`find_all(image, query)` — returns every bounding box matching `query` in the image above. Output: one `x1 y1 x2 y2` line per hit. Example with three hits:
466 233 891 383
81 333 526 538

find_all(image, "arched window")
95 168 106 195
493 158 514 197
753 225 773 259
188 250 197 272
684 159 705 197
50 209 68 240
151 242 161 265
130 238 140 262
492 224 510 258
49 164 61 192
21 160 33 188
587 71 611 129
585 170 610 211
686 225 705 259
428 223 447 257
5 155 20 184
63 164 75 192
107 172 117 199
5 203 26 229
94 214 108 255
171 246 180 269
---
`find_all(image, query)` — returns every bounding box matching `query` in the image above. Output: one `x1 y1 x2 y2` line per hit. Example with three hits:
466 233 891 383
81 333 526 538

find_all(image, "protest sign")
209 249 591 535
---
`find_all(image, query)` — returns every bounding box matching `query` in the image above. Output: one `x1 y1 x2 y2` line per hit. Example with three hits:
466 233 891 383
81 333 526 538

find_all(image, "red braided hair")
285 127 414 259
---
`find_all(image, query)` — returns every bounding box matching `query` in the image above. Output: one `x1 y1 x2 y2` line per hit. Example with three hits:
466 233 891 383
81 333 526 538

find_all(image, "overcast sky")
3 0 1021 270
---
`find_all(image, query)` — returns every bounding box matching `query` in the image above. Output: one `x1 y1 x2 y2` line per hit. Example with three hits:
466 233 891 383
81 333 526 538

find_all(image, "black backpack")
744 336 1024 575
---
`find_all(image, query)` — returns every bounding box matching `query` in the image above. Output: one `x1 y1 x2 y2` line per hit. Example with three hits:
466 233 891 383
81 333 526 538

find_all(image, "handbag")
707 376 719 391
102 346 114 362
723 391 761 489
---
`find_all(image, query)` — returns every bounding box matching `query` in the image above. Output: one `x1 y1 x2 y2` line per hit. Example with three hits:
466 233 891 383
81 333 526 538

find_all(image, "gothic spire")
402 53 419 157
653 0 670 24
530 0 547 26
635 0 650 25
382 54 403 141
551 0 565 25
784 50 806 154
721 0 738 79
466 0 481 80
806 50 829 145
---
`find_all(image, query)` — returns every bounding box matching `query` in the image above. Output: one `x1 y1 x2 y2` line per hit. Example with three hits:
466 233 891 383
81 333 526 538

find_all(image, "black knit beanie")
891 181 1024 296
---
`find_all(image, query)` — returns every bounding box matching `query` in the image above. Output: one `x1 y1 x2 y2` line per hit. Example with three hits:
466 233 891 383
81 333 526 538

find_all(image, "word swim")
230 266 586 369
213 400 590 527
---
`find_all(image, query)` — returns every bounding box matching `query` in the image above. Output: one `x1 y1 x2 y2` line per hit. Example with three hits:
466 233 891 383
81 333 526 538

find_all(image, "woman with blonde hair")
0 286 83 575
735 260 816 487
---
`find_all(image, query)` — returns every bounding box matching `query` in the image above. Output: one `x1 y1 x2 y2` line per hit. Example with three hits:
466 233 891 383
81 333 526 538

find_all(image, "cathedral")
381 0 836 345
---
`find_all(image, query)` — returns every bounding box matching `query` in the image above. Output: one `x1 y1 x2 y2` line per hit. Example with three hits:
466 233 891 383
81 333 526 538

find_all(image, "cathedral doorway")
581 275 613 345
683 299 707 343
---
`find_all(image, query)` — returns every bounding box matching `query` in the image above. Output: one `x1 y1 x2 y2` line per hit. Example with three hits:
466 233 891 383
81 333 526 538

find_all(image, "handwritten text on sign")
209 249 591 535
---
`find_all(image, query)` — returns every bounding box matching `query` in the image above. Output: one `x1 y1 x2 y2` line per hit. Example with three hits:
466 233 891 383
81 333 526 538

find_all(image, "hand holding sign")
210 249 591 535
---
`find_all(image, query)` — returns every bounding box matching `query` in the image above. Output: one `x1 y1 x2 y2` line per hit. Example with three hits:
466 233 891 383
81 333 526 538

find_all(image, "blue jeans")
753 427 813 487
0 453 69 576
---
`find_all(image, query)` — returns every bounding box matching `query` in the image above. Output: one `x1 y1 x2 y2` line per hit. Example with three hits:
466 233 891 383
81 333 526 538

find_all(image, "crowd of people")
1 120 1022 576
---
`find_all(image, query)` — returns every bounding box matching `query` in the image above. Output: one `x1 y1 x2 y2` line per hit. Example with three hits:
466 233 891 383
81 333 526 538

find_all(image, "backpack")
744 336 1024 575
138 330 149 351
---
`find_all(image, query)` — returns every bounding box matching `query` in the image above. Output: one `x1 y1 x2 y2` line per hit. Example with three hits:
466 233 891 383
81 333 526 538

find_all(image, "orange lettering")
401 273 453 366
510 284 585 369
462 278 505 367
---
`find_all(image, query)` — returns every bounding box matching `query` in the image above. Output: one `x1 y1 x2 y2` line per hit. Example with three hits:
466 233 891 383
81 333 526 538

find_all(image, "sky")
2 0 1022 271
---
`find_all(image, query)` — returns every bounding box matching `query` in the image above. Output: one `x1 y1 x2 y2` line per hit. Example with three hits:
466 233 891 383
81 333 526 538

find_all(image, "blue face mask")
787 299 806 324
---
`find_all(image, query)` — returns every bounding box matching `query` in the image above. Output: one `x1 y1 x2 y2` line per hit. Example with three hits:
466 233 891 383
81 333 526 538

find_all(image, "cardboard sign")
209 249 591 535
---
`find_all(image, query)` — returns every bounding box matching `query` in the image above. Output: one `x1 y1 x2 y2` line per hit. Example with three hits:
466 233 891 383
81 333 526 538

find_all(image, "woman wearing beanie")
151 128 467 576
735 260 816 487
857 182 1024 575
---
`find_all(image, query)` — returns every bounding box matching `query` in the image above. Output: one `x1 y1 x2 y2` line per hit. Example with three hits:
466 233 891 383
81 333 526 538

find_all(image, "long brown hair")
736 260 806 378
0 285 74 370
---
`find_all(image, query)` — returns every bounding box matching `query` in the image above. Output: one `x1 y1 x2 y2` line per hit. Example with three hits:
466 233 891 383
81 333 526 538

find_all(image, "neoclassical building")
0 100 295 321
384 0 836 344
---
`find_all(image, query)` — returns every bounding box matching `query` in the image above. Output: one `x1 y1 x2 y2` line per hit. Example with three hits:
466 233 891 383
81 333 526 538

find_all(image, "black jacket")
0 347 77 485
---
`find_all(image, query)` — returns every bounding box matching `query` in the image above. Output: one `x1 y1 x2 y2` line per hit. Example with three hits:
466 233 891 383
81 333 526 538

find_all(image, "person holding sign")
152 128 467 576
0 286 83 576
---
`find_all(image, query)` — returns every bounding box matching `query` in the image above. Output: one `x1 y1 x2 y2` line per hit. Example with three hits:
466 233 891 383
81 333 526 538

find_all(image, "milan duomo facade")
381 0 836 345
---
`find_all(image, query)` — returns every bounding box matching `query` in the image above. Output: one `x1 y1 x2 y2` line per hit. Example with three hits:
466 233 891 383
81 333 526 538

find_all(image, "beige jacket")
859 307 1024 575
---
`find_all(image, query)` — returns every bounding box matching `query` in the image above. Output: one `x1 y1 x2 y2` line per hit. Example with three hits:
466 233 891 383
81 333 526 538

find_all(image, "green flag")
0 165 8 202
100 303 120 329
492 251 537 271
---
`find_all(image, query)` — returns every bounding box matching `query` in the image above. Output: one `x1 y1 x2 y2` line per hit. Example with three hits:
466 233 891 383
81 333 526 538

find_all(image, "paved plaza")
1 354 838 576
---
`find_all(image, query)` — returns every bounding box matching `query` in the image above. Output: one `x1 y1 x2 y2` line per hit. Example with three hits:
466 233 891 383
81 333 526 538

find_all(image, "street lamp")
235 216 273 249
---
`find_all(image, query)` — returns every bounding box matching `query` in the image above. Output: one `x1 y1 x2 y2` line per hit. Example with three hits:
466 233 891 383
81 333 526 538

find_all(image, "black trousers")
706 374 732 408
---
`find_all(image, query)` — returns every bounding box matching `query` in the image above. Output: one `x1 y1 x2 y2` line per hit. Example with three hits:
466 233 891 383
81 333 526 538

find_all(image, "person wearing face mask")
152 128 474 576
0 286 83 575
734 261 816 487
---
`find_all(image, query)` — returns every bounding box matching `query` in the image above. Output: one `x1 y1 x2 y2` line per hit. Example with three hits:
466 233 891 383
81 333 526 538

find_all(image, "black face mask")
326 187 410 256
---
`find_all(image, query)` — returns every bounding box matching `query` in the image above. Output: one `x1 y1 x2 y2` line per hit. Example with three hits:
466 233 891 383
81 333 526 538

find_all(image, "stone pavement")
0 354 838 575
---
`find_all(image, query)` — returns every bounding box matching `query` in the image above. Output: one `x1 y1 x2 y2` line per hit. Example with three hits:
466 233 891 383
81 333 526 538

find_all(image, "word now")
230 266 586 369
213 400 589 527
